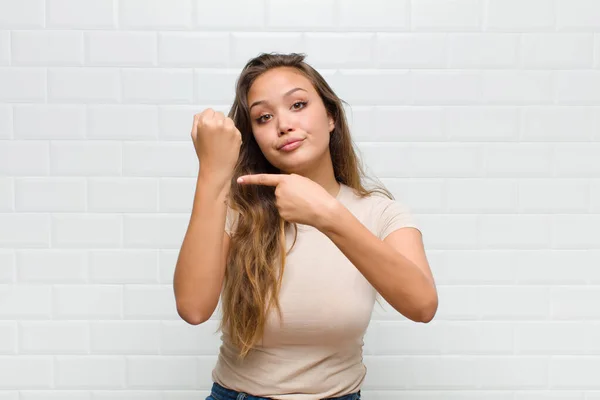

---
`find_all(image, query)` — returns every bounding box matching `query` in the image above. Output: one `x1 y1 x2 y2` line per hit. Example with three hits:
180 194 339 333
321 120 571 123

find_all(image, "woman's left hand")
236 173 339 229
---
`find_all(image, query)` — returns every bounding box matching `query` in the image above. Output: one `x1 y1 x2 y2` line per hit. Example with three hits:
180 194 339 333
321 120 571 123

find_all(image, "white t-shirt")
211 182 420 399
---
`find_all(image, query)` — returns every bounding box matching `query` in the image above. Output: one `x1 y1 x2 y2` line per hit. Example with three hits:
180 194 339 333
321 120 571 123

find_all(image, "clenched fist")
191 108 243 185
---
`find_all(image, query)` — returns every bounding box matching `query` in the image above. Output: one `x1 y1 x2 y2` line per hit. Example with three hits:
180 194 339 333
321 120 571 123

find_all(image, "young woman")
173 53 438 400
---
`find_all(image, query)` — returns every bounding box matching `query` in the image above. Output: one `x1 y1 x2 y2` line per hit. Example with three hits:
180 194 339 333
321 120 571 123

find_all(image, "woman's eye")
256 114 271 124
292 101 307 110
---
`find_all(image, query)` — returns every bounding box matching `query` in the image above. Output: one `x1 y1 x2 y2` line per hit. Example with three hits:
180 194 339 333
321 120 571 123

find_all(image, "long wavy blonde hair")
218 52 392 359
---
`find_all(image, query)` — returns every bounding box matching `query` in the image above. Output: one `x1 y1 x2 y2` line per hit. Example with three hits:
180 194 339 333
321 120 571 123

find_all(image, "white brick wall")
0 0 598 398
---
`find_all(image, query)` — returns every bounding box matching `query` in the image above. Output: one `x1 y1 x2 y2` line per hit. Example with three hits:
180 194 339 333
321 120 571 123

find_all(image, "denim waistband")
209 382 361 400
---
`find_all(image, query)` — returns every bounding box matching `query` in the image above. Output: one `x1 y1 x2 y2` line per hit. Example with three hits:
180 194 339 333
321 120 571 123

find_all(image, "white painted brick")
158 177 195 213
516 392 584 400
521 34 594 69
0 357 52 388
553 143 600 177
50 141 121 176
411 0 482 31
375 34 445 68
47 0 115 28
475 357 548 389
448 33 518 68
158 250 177 284
365 392 509 400
0 0 44 28
91 321 160 354
552 215 600 249
411 71 481 104
91 392 160 400
53 285 122 319
483 71 553 104
123 285 178 319
485 0 555 31
21 393 92 400
518 179 589 213
0 214 50 248
551 287 600 319
595 34 600 68
119 0 192 30
122 69 193 104
0 105 11 139
445 106 519 140
344 105 375 142
328 70 411 105
434 286 480 320
521 106 596 141
550 357 600 388
89 250 158 283
13 105 86 139
514 322 589 355
123 215 188 249
12 31 83 66
593 180 600 213
479 286 550 319
51 214 122 248
557 0 600 31
413 215 479 250
0 31 9 65
55 356 126 388
483 143 553 177
446 179 517 212
19 321 89 354
16 250 87 283
87 105 158 140
0 178 13 212
0 284 52 318
338 0 409 30
443 322 513 355
365 355 476 388
430 250 516 285
0 250 15 283
15 178 86 212
122 142 197 177
0 322 16 354
306 33 374 68
373 143 483 177
556 71 600 104
479 215 552 248
194 69 238 104
195 0 265 29
86 32 156 66
88 178 158 213
230 33 304 68
158 33 228 67
126 356 197 389
48 68 120 103
158 105 213 141
160 320 220 354
267 0 335 29
382 178 445 213
0 68 46 102
514 250 591 284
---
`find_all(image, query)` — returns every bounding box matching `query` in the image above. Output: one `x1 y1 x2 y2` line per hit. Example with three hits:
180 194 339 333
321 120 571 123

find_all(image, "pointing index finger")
237 174 284 186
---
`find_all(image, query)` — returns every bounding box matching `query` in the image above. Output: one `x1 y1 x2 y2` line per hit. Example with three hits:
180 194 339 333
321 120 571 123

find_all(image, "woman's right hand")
191 108 243 185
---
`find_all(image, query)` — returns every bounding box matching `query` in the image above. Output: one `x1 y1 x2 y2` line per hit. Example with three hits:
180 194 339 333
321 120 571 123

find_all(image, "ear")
328 115 335 133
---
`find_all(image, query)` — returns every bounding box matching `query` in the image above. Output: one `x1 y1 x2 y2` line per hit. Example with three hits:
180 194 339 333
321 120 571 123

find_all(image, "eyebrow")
249 87 308 111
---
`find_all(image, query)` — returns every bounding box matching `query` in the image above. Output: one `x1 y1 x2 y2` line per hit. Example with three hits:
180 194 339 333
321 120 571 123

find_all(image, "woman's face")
247 67 335 175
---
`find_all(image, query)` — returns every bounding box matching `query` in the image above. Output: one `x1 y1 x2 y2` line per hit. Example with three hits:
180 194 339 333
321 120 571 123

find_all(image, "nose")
277 113 294 136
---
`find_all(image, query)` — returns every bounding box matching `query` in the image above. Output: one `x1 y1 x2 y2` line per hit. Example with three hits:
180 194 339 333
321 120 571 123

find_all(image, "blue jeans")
206 382 362 400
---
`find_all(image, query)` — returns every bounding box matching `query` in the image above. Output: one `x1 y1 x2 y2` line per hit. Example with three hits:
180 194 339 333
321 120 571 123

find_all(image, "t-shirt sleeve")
225 205 240 237
375 197 420 240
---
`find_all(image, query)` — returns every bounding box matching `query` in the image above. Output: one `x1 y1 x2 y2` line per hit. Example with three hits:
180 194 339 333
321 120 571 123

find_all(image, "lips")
278 138 304 150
